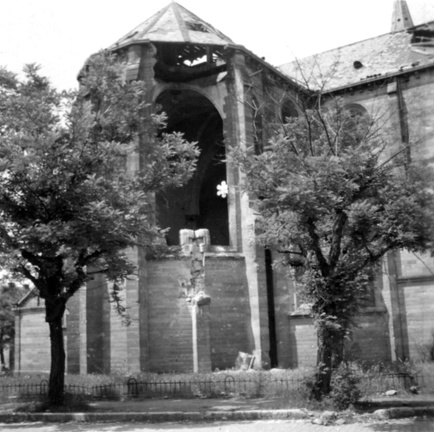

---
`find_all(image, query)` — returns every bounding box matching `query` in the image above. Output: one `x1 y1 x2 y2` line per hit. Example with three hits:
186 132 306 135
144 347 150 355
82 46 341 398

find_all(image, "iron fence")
359 372 421 395
0 372 422 403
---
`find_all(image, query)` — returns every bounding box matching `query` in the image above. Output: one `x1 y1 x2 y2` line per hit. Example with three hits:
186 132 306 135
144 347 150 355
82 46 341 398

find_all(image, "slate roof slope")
109 2 234 50
15 286 36 308
278 26 434 92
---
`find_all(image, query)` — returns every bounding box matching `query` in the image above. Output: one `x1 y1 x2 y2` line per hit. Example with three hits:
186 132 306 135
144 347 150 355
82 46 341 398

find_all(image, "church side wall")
272 262 296 368
85 273 111 374
401 279 434 361
272 265 392 368
287 317 317 368
349 312 392 362
16 307 50 373
405 70 434 161
397 72 434 361
66 294 80 374
316 68 434 364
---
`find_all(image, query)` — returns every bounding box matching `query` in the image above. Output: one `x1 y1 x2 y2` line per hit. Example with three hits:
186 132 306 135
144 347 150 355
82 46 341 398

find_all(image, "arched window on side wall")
345 103 369 120
344 103 371 139
281 100 299 125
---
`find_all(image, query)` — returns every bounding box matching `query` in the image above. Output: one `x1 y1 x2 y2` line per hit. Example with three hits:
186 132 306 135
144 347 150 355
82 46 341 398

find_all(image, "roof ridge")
108 4 171 49
171 2 190 42
109 1 234 50
139 3 172 38
279 29 408 68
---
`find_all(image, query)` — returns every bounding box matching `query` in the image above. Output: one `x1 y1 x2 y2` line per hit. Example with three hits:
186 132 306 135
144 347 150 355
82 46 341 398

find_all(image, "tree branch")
306 217 329 276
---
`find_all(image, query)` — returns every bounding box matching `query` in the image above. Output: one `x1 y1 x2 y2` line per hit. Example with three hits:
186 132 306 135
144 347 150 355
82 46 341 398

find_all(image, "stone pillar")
228 51 270 367
383 252 409 361
180 229 212 372
192 303 212 372
78 286 87 374
14 309 21 373
123 249 142 373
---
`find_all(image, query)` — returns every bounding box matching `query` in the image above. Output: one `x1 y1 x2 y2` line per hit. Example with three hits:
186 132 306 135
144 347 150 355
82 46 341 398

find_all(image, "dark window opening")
186 21 210 33
410 26 434 48
281 100 299 124
156 90 229 246
154 43 226 82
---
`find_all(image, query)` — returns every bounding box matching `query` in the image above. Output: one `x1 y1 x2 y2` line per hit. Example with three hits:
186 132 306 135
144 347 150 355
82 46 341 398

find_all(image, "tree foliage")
0 53 198 404
232 97 434 397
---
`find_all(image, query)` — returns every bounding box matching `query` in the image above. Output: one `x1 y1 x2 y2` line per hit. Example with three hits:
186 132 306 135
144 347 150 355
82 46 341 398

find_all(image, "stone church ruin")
15 1 434 374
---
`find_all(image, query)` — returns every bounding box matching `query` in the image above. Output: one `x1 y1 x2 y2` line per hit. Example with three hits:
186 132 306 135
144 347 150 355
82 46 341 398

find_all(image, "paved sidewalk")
1 394 434 424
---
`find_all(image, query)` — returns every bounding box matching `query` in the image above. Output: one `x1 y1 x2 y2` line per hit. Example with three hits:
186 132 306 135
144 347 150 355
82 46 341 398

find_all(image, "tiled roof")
278 25 434 91
109 2 234 50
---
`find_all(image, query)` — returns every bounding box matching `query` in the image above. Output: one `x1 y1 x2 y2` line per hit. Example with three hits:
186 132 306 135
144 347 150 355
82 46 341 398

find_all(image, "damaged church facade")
15 1 434 374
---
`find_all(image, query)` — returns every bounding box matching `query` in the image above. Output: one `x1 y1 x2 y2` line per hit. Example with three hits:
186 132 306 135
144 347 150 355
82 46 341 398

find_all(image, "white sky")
1 0 433 91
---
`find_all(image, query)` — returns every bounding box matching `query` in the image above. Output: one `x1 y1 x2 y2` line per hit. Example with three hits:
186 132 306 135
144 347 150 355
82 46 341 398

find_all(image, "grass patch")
14 393 93 413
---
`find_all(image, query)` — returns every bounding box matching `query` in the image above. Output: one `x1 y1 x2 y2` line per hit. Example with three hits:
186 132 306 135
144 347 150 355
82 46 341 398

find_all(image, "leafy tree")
0 282 26 371
0 54 198 405
232 97 434 398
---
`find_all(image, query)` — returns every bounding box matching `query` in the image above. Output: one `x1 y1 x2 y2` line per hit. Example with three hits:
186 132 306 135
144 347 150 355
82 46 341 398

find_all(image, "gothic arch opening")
156 89 229 246
344 103 371 134
344 103 368 118
281 99 299 123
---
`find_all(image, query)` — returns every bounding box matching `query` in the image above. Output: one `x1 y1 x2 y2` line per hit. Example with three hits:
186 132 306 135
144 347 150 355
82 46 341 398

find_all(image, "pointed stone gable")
110 2 234 50
391 0 414 32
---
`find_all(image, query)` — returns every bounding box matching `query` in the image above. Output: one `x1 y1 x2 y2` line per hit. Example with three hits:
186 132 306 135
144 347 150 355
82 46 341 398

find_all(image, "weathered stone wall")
287 317 317 368
272 263 296 368
144 255 253 372
205 255 251 369
85 273 111 374
146 258 194 372
401 279 434 361
350 312 391 362
272 256 392 368
285 311 391 368
404 71 434 162
15 297 50 373
65 293 81 374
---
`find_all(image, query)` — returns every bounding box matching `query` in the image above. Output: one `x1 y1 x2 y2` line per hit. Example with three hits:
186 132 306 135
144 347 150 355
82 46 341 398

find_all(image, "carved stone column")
180 229 212 372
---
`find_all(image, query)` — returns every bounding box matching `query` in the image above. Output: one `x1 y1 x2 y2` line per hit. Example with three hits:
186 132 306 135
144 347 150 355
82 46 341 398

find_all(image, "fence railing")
0 372 422 402
359 372 421 395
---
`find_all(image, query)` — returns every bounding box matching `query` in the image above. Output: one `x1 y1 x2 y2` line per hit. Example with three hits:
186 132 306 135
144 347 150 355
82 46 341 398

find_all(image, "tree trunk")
312 328 344 400
9 334 15 372
312 336 333 399
0 338 5 371
46 298 66 406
